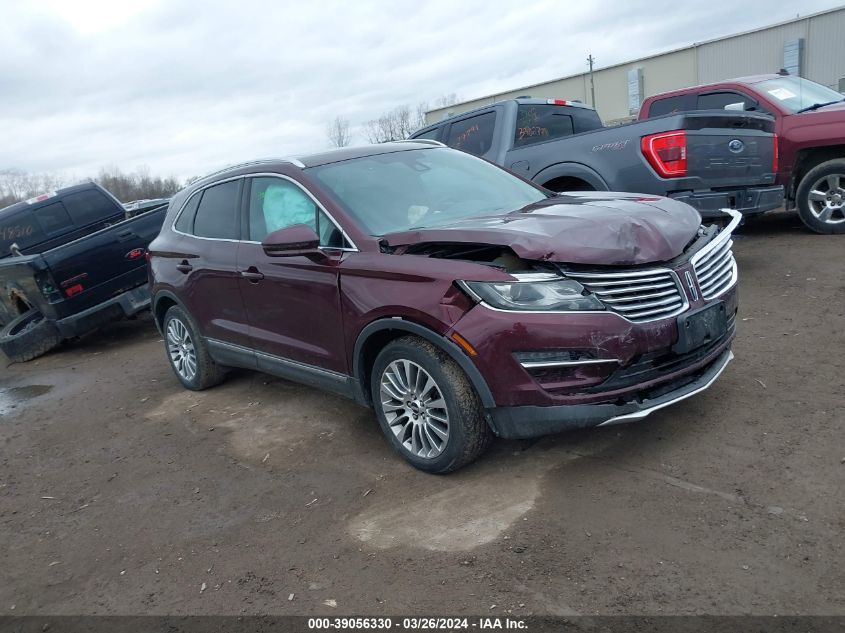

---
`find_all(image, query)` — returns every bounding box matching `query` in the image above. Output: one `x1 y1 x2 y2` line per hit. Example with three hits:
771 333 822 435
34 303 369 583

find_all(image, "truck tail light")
641 130 687 178
60 273 88 298
772 134 779 173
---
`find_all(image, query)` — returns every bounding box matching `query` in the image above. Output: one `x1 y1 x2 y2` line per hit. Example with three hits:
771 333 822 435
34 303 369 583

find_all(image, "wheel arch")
352 318 496 409
151 290 183 333
534 162 609 192
791 145 845 199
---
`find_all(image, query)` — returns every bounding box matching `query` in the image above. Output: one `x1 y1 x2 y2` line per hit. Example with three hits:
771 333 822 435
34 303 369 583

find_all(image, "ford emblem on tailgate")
728 139 745 153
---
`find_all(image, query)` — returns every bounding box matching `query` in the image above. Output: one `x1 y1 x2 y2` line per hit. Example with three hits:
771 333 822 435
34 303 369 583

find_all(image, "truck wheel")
0 309 62 363
162 305 225 390
370 335 492 474
796 159 845 234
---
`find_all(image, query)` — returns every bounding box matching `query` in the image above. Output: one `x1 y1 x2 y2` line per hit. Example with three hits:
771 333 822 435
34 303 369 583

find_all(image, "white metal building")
425 6 845 125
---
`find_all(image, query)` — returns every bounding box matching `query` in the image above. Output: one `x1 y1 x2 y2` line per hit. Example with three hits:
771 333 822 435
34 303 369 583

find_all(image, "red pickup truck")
639 74 845 234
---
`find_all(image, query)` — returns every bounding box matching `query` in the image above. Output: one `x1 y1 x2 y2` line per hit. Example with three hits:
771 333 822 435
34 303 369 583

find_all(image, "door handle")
116 230 136 242
176 260 193 274
240 268 264 283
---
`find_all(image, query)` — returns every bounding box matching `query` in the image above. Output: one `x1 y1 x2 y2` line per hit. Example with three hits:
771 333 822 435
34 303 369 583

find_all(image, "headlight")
460 276 604 312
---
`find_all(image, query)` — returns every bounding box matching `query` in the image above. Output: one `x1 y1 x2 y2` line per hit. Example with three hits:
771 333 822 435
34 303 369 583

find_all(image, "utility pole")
587 54 596 108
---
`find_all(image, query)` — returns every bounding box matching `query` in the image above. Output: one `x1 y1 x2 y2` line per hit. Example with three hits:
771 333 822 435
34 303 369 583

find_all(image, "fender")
150 288 185 333
533 162 609 191
352 318 496 409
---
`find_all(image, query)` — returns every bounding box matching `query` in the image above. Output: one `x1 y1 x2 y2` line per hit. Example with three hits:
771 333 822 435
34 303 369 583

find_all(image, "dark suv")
148 141 739 473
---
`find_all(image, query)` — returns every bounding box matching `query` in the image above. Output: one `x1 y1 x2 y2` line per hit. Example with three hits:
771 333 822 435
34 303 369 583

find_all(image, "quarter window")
174 192 201 233
192 180 240 239
446 112 496 156
414 127 441 141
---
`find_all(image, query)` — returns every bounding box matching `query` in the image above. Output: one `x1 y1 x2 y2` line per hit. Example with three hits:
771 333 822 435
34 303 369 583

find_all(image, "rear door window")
63 189 121 226
446 112 496 156
33 202 73 235
697 91 754 111
647 95 694 117
192 180 240 239
513 105 574 148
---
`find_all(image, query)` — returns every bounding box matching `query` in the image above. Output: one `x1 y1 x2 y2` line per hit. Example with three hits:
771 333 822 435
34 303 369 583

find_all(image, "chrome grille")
566 268 687 323
691 237 737 299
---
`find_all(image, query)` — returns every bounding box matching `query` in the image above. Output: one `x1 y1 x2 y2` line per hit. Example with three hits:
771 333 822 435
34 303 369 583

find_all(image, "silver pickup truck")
411 98 783 219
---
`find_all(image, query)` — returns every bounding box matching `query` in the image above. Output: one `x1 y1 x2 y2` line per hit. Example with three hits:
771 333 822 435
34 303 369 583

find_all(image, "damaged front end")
383 210 741 434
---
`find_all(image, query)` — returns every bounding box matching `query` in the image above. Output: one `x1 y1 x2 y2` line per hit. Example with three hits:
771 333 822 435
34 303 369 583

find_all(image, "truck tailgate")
682 112 777 189
40 206 166 319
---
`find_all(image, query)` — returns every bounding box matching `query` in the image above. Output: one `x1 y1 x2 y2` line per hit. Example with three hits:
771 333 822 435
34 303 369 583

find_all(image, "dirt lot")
0 210 843 616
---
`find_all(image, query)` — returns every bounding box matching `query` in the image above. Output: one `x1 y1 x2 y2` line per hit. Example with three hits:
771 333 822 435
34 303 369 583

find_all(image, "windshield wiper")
797 98 845 114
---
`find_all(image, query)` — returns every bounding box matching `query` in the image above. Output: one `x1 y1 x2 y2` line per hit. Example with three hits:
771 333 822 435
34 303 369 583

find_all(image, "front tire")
162 306 225 391
371 335 492 473
796 159 845 234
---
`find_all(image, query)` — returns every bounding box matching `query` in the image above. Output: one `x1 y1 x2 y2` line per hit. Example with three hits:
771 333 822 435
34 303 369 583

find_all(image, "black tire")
162 306 225 391
0 309 61 363
370 335 492 473
796 158 845 234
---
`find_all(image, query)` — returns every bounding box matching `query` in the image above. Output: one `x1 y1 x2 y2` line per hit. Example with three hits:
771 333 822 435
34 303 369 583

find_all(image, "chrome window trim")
242 172 359 252
170 173 359 251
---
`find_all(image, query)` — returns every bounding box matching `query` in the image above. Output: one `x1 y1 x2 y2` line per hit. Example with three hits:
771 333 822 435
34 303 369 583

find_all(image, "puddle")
0 385 53 417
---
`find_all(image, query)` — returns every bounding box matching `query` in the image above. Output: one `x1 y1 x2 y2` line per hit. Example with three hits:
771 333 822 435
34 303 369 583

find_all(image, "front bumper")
488 348 733 439
670 185 783 219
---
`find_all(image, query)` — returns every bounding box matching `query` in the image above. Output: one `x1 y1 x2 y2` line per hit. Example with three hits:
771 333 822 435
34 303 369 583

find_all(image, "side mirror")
261 224 321 257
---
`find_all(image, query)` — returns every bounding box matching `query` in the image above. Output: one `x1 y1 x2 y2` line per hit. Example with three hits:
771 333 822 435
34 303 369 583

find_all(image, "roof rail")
395 139 446 147
199 157 305 182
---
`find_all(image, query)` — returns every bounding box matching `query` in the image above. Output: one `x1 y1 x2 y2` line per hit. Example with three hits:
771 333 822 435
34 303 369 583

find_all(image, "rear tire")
370 335 492 473
162 306 225 390
796 159 845 234
0 309 61 363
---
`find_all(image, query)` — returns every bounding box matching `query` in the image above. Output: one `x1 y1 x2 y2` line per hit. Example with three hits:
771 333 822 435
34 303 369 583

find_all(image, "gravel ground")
0 209 843 616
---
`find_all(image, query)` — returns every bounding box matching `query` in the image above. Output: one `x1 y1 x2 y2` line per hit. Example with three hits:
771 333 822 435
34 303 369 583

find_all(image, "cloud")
0 0 839 181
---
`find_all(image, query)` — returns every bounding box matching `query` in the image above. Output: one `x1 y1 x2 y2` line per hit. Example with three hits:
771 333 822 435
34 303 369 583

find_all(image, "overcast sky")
1 0 841 182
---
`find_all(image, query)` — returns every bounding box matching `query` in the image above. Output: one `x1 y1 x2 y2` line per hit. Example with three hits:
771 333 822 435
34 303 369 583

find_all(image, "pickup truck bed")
411 98 783 219
0 184 167 361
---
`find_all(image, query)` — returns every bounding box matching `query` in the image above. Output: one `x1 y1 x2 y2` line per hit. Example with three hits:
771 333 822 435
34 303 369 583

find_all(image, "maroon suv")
148 141 739 473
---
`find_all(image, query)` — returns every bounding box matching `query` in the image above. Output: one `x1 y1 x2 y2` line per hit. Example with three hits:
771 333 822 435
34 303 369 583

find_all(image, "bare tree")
364 104 418 143
435 93 460 108
364 94 463 144
326 116 351 148
95 165 181 202
0 168 65 208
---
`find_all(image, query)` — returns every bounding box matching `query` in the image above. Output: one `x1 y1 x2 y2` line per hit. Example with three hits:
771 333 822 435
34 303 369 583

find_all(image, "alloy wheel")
379 359 450 459
166 318 197 381
807 173 845 226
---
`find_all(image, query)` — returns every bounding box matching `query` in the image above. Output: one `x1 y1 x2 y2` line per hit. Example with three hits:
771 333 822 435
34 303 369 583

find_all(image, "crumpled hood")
383 192 702 265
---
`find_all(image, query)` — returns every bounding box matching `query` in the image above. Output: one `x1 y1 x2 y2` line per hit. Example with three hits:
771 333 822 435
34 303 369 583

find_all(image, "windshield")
308 148 548 235
754 76 844 113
